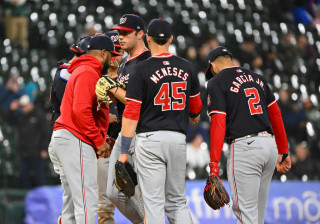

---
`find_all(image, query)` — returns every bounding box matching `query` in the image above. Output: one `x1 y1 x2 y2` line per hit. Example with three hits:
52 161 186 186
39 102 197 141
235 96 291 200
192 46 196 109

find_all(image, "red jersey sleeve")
189 68 202 117
189 93 202 117
123 99 142 120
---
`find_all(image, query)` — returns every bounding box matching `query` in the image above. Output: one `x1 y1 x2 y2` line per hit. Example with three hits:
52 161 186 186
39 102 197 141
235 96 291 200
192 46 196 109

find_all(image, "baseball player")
205 46 291 224
105 30 125 79
96 31 124 224
49 36 92 224
50 36 91 127
118 18 202 223
104 30 124 139
50 34 117 224
48 35 121 224
101 14 151 223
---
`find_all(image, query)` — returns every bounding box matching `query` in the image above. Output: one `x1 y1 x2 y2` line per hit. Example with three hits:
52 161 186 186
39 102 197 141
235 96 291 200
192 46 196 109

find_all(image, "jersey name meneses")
126 53 200 134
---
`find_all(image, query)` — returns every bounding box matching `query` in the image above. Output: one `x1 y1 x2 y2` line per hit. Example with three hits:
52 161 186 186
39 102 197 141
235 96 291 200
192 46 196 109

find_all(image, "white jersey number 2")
244 87 263 115
154 82 186 111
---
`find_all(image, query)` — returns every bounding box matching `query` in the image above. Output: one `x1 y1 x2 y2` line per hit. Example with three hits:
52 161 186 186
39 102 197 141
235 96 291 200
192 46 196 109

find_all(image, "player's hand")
97 142 112 158
119 154 129 163
276 154 291 174
189 114 200 125
40 150 48 159
109 114 118 124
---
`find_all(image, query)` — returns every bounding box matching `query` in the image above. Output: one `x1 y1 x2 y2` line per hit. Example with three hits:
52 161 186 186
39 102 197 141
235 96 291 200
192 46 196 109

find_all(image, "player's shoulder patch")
59 68 71 82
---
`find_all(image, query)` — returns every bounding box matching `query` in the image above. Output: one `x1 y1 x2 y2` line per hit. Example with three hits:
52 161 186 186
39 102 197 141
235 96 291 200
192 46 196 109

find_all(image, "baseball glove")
95 76 126 102
114 161 138 197
203 175 230 210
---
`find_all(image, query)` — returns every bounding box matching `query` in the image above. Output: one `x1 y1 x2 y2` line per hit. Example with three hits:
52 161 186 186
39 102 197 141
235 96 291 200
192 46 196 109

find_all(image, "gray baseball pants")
135 131 193 224
227 132 278 224
49 129 98 224
106 133 144 224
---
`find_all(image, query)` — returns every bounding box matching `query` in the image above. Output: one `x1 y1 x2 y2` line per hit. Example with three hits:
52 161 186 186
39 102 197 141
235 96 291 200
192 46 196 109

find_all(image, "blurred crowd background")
0 0 320 191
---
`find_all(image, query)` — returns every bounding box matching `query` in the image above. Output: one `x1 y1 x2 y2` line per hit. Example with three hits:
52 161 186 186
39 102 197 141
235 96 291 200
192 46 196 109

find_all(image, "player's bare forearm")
119 117 138 163
108 93 117 104
121 116 138 138
109 87 126 104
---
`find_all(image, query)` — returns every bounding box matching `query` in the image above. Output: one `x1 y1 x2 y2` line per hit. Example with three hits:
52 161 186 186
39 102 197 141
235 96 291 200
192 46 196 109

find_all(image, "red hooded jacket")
54 55 109 151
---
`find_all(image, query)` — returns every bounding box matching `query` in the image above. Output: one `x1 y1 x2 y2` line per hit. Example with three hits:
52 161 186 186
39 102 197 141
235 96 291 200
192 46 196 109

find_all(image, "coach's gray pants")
227 134 278 224
106 133 144 224
135 131 193 224
49 129 98 224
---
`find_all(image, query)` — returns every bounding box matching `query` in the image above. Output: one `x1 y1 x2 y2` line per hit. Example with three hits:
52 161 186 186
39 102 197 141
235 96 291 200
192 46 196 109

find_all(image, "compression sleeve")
268 101 289 154
189 92 202 117
210 113 226 163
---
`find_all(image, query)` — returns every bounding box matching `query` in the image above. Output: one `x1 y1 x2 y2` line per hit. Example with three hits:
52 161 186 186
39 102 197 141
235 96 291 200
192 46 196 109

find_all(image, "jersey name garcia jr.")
229 68 265 93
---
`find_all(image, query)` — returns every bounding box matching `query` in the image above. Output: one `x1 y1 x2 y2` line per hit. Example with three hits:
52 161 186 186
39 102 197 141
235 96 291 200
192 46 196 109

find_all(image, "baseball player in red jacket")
48 35 121 224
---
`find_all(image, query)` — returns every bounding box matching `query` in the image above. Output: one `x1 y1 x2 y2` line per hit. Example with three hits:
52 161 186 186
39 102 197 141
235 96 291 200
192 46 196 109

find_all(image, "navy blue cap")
70 36 92 56
147 18 172 38
111 14 144 32
87 35 122 56
205 46 233 80
105 31 121 48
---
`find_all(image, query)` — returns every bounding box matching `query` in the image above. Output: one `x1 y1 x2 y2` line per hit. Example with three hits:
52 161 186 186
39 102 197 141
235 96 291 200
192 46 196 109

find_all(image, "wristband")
121 136 133 154
209 162 219 176
280 153 288 164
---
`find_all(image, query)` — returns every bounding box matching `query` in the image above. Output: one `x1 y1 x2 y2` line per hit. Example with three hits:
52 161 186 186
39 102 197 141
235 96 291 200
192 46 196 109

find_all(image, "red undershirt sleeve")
123 99 142 121
210 113 226 163
268 101 289 154
189 93 202 117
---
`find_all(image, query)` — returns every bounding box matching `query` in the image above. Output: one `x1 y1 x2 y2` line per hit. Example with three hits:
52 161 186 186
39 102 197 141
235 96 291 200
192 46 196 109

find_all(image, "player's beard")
101 55 110 75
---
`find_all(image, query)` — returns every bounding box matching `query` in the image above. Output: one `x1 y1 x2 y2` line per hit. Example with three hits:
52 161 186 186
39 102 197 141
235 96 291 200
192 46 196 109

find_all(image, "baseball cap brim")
114 44 121 48
110 50 122 56
110 26 135 31
70 46 79 53
205 64 214 80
